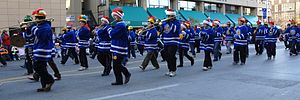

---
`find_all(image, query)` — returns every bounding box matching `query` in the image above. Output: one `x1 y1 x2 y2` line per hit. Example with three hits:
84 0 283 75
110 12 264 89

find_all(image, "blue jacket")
23 24 36 48
234 25 249 46
195 28 201 40
31 21 54 61
77 26 90 48
64 29 77 48
137 34 145 45
59 33 66 48
128 31 136 46
109 21 128 57
264 26 280 43
200 27 214 51
179 30 191 50
144 28 158 52
285 26 300 42
188 28 195 43
255 25 267 40
213 26 223 42
223 27 235 41
97 24 112 53
161 19 181 46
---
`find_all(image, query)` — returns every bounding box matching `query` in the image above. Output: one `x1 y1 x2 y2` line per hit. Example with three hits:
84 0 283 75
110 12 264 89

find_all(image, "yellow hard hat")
128 26 133 30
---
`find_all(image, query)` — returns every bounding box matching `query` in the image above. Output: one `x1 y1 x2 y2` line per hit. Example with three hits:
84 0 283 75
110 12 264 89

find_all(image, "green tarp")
244 15 259 27
109 5 149 27
226 14 242 26
147 8 185 21
178 10 207 25
205 12 231 24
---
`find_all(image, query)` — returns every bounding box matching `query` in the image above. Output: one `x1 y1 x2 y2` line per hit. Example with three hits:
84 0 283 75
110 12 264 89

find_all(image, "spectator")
1 30 12 61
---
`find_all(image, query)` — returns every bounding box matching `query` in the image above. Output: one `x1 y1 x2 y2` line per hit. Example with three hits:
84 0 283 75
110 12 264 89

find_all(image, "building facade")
0 0 66 33
271 0 300 27
257 0 272 21
67 0 258 25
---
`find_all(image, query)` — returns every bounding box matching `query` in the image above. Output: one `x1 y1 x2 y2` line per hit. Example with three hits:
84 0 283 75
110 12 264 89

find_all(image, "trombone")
138 16 176 34
20 18 54 25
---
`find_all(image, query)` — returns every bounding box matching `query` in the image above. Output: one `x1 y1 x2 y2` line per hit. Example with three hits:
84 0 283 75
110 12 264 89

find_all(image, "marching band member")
233 17 249 65
21 15 34 75
194 25 201 53
77 15 90 71
254 20 266 55
137 29 145 56
161 9 181 77
31 8 55 92
223 21 235 54
109 8 131 85
177 22 194 67
186 21 196 57
285 19 300 56
212 19 223 61
264 21 280 60
139 16 160 71
200 20 214 71
59 28 67 63
61 26 79 65
128 26 137 58
96 16 112 76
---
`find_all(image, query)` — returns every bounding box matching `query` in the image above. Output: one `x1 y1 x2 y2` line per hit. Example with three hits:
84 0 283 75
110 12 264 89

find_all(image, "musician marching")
285 19 300 56
177 21 194 68
77 15 90 71
223 21 235 54
212 19 223 61
264 21 280 60
139 16 160 71
60 26 79 65
233 17 249 65
200 19 214 71
109 8 131 85
96 16 112 76
161 9 181 77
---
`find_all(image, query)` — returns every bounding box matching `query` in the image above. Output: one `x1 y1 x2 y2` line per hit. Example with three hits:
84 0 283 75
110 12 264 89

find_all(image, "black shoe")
101 72 109 76
177 65 183 67
191 60 194 66
37 82 54 92
111 82 123 85
233 62 238 65
240 63 245 65
139 65 145 71
124 73 131 84
54 74 61 80
213 59 218 62
267 57 271 60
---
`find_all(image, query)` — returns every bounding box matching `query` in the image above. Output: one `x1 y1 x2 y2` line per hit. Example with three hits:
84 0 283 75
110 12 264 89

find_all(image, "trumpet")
138 16 177 34
20 18 54 25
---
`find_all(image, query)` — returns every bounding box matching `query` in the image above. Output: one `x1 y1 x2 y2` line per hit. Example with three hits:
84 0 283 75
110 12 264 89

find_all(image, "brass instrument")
138 16 176 34
20 18 54 26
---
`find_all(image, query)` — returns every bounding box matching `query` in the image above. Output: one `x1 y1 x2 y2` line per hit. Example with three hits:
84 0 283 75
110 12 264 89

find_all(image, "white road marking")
89 84 179 100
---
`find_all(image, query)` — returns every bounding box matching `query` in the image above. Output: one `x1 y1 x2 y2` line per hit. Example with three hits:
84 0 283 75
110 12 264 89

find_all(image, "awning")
226 14 242 26
178 10 207 25
109 5 149 27
147 8 185 21
244 15 259 27
204 12 231 24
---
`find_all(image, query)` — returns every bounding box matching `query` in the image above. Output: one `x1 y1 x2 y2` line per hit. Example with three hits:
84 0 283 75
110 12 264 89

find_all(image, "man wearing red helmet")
285 19 300 56
31 8 55 92
264 21 280 60
254 20 266 55
233 17 249 65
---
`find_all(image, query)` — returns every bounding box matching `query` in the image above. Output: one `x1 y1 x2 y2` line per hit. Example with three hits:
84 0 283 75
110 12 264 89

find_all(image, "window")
147 0 169 8
274 5 278 12
110 0 137 6
225 5 238 14
204 2 221 12
243 7 251 15
178 0 196 11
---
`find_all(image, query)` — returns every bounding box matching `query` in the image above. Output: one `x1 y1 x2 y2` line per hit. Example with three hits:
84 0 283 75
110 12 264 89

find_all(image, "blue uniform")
265 26 280 43
234 25 249 46
161 20 181 45
255 25 267 41
213 26 223 42
200 27 214 51
77 26 90 48
144 28 158 52
31 21 54 61
223 27 235 41
64 29 77 48
23 24 36 49
188 28 195 44
128 31 136 46
109 21 128 57
178 30 191 50
97 24 112 53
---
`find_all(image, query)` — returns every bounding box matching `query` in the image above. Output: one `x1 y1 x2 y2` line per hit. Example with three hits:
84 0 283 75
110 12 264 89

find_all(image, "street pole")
266 0 269 21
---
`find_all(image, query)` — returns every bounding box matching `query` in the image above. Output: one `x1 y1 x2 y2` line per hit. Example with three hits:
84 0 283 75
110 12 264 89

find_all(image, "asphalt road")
1 43 300 100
